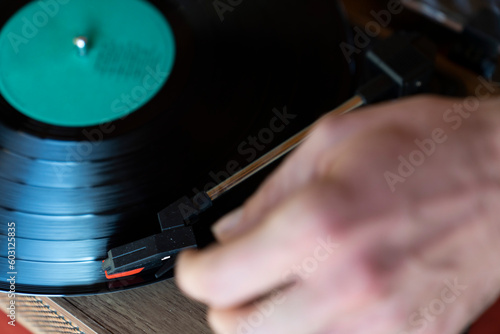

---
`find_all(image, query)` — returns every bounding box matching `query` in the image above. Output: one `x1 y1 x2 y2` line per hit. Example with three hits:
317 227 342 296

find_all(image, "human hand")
177 95 500 334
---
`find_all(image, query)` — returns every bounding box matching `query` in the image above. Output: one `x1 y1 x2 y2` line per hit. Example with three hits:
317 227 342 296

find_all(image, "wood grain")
53 280 211 334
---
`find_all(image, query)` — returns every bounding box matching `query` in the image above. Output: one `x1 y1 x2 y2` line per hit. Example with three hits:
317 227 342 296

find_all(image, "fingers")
212 208 244 243
211 105 374 242
204 234 406 334
207 285 333 334
192 110 438 308
207 291 399 334
211 95 454 243
177 181 345 309
177 95 491 334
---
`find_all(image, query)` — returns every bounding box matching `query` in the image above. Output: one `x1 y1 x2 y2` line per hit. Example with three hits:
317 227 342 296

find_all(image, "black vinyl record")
0 0 355 295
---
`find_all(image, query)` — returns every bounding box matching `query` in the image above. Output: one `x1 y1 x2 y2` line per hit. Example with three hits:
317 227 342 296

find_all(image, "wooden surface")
54 280 211 334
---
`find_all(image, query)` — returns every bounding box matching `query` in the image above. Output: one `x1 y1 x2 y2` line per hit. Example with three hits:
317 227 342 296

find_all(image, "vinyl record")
0 0 355 295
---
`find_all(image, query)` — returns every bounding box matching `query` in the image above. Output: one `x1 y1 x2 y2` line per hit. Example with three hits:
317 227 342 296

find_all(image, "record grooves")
0 0 354 295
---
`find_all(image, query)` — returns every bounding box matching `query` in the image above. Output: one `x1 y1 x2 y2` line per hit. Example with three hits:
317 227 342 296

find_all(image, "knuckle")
307 206 339 238
412 94 442 105
294 185 348 239
350 252 391 299
313 112 355 140
406 94 452 110
301 189 332 222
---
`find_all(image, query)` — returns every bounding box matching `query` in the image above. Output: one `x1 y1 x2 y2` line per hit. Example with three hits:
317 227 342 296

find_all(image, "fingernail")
212 208 244 241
